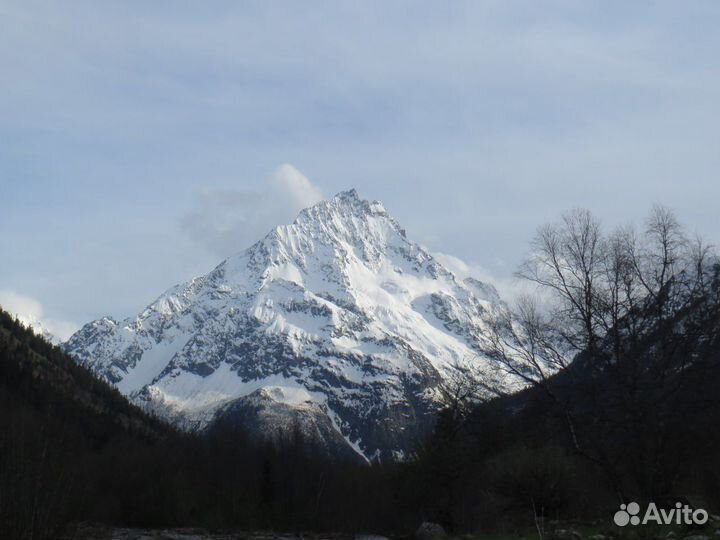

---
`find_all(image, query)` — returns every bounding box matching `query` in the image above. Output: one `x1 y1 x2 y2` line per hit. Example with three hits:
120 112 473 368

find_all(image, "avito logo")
614 501 708 527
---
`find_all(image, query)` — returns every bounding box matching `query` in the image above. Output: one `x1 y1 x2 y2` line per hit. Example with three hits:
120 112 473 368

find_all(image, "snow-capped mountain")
65 190 515 461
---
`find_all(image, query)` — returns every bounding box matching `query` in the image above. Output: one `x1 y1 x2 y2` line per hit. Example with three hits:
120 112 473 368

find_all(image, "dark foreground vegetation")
1 206 719 540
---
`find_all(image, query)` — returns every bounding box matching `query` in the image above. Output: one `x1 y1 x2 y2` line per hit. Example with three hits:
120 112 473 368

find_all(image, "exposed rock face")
65 190 517 461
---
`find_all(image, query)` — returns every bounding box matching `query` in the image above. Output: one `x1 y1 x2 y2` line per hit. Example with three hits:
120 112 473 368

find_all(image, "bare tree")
517 209 605 355
488 205 720 501
436 358 499 437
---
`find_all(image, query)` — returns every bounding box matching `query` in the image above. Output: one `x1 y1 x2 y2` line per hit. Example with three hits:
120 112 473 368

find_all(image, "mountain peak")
285 189 397 248
326 188 386 216
65 189 516 461
335 188 359 200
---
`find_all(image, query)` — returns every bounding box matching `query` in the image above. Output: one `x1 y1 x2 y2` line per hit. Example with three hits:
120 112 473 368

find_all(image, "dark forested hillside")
0 308 172 538
0 309 168 442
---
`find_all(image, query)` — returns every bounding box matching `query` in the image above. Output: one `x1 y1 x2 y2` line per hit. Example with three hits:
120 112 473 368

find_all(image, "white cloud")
432 251 539 306
0 290 43 321
0 290 78 342
269 164 324 211
181 164 324 257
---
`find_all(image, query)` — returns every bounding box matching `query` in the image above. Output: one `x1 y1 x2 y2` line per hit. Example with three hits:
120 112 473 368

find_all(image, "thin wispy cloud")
181 164 324 257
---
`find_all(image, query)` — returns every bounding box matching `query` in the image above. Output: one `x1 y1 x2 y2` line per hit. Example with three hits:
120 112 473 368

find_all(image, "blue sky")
1 1 719 337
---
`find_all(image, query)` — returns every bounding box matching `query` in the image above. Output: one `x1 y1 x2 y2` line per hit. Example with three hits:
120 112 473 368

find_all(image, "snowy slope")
65 190 516 461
